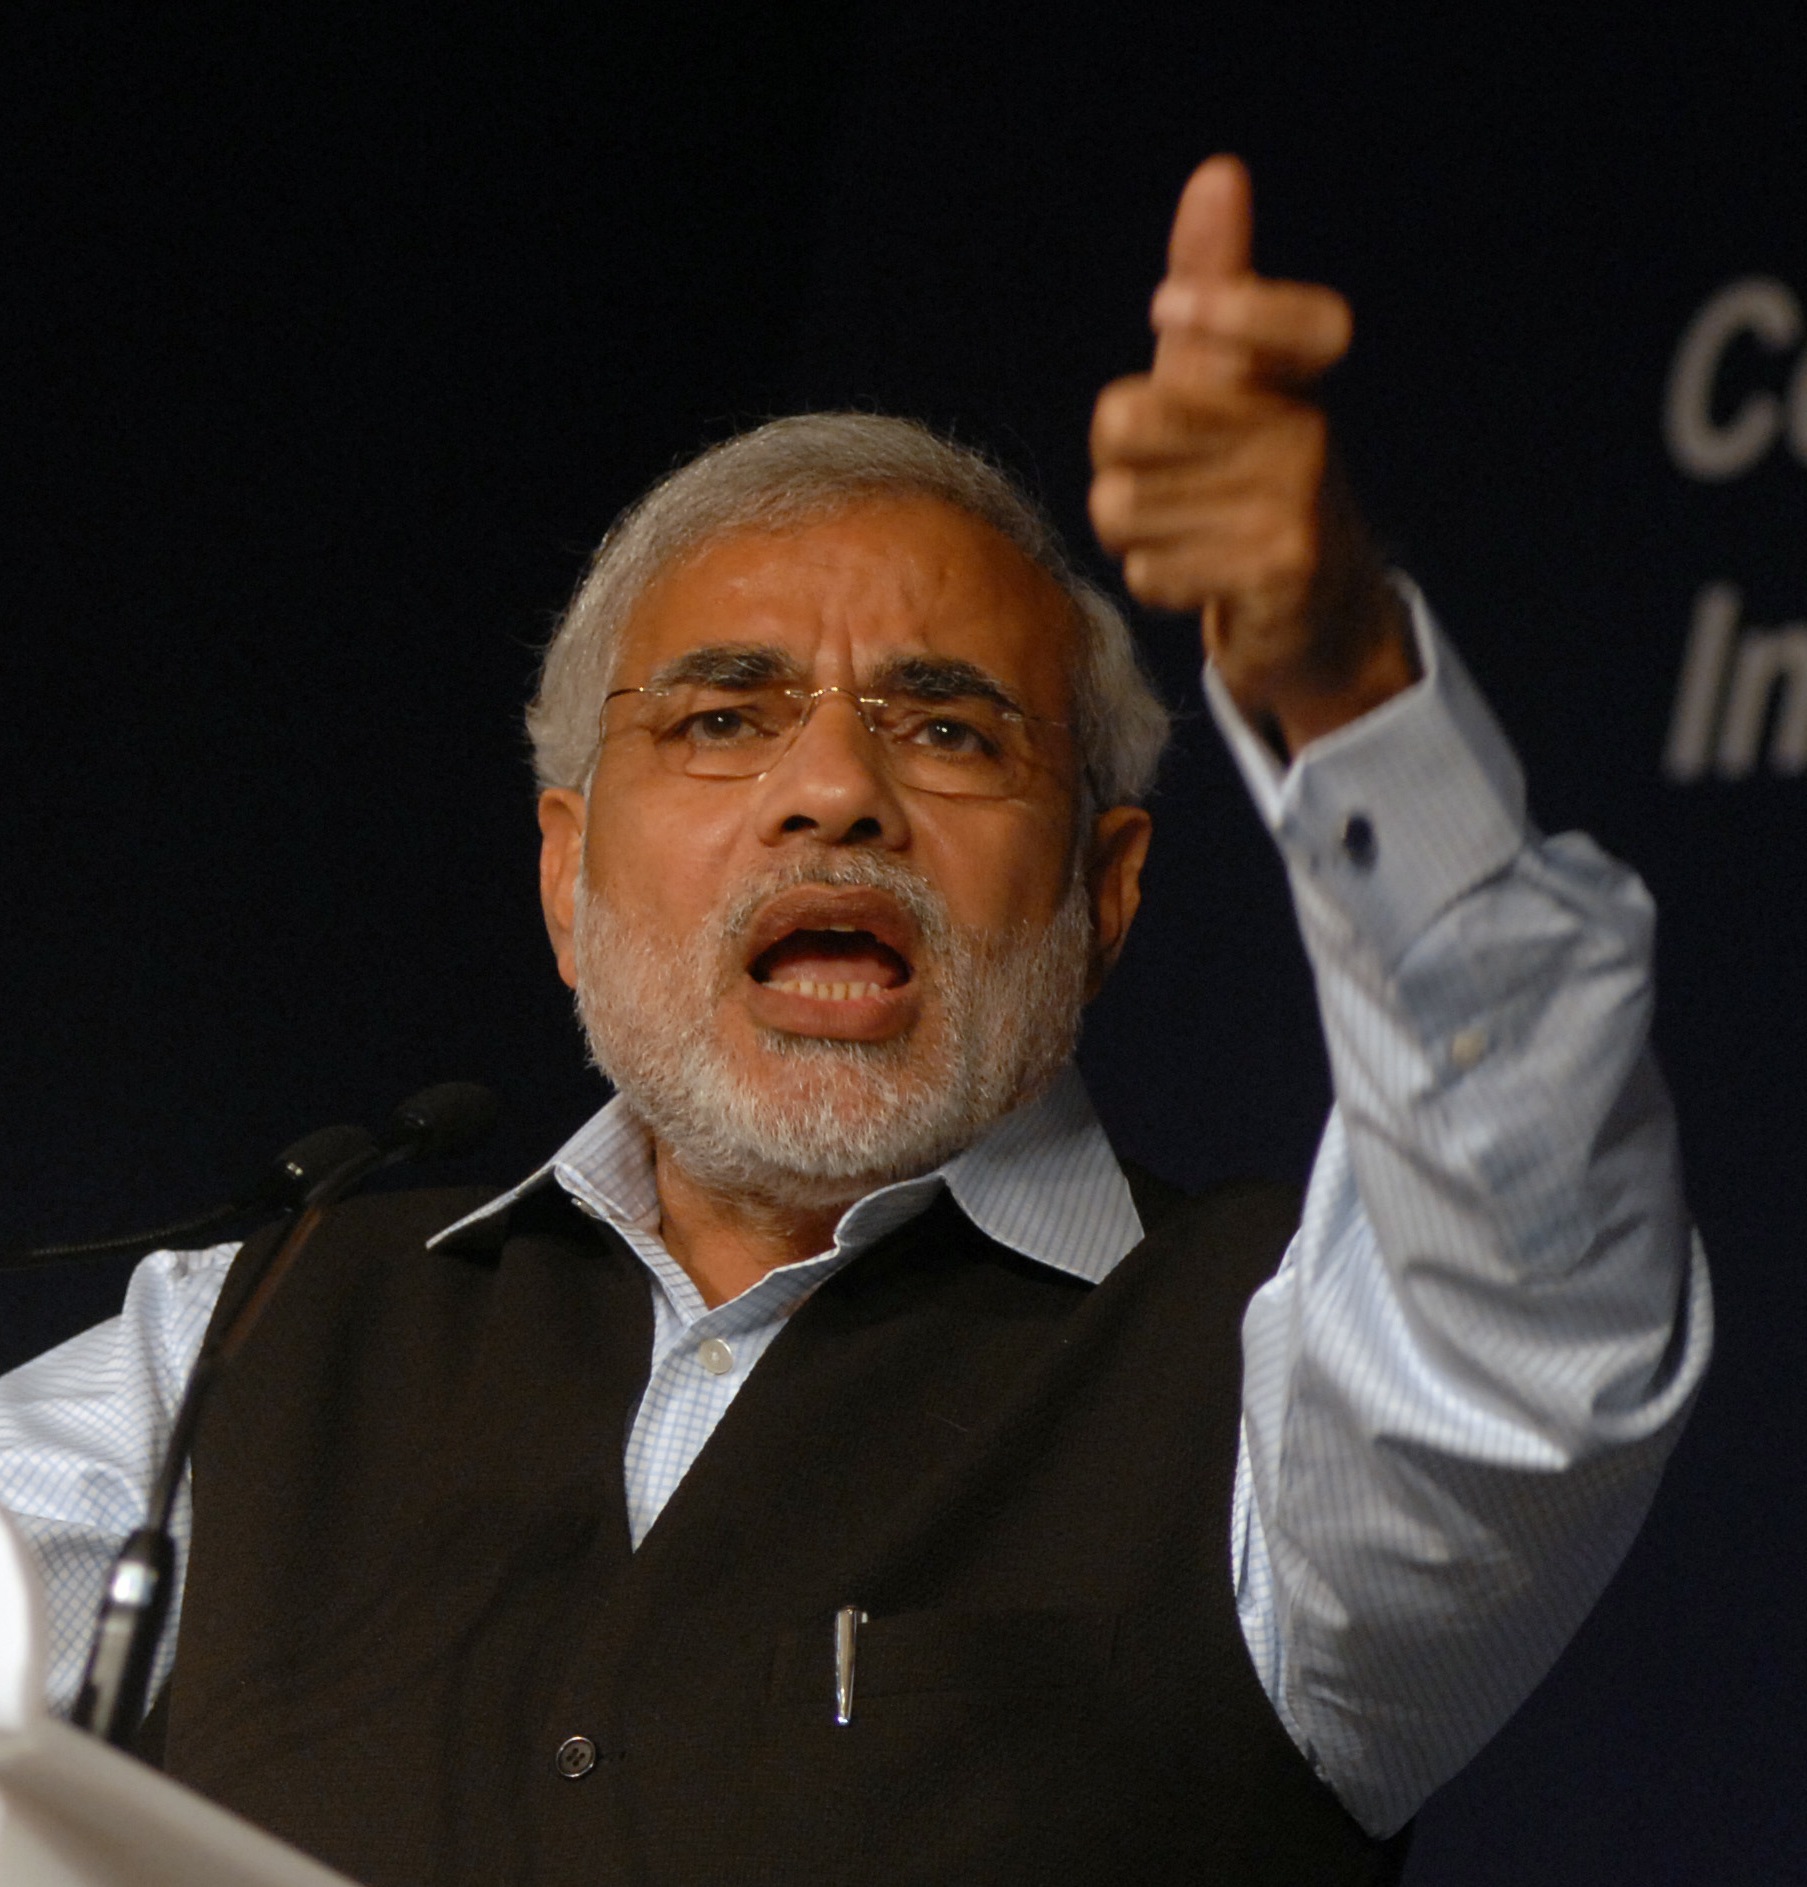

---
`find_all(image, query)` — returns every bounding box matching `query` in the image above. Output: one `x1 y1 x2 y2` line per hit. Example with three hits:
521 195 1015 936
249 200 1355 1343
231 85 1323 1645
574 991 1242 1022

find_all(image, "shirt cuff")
1202 578 1528 970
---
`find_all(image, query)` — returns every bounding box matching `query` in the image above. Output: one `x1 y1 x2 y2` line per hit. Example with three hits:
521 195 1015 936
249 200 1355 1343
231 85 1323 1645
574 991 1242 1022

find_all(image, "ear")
537 788 588 991
1084 804 1153 998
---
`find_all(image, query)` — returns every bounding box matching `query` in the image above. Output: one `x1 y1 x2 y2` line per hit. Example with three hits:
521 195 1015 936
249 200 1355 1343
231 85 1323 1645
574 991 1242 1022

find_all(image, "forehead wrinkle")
642 643 805 691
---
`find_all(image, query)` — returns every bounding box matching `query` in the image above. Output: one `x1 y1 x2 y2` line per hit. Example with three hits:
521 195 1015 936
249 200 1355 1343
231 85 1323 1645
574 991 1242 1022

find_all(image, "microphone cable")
0 1121 381 1270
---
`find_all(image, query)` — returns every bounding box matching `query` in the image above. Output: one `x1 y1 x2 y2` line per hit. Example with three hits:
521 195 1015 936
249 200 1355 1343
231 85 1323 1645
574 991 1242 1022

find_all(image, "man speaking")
0 159 1707 1884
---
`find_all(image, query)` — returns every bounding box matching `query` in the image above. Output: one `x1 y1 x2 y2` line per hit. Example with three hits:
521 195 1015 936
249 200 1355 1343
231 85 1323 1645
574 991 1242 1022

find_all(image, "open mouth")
739 886 925 1022
750 925 913 1002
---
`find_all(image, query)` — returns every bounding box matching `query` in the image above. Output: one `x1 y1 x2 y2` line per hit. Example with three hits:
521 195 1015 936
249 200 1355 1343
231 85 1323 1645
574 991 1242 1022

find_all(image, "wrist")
1266 584 1420 754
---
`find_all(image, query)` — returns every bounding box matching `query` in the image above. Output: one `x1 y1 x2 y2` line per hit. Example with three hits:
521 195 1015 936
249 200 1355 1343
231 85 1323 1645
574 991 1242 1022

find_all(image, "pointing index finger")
1152 276 1353 381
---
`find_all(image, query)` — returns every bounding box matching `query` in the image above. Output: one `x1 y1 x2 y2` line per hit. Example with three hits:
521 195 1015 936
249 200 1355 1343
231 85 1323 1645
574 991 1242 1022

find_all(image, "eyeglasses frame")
598 681 1075 798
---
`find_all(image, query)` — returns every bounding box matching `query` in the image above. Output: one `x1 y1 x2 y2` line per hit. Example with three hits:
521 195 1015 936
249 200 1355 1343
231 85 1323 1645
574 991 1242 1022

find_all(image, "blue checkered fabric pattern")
425 1063 1140 1551
0 589 1710 1838
0 1242 231 1731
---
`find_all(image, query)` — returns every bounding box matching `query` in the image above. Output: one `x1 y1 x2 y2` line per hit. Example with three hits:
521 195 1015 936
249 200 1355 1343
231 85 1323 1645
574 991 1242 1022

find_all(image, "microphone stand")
70 1083 498 1747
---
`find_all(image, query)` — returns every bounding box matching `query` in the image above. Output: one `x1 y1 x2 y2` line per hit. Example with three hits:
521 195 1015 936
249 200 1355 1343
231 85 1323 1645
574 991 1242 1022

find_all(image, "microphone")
265 1122 384 1208
275 1084 501 1209
378 1080 501 1168
0 1121 379 1270
70 1082 499 1748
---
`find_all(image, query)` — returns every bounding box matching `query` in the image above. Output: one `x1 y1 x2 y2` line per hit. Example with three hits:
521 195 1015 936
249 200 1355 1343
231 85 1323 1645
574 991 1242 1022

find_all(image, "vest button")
556 1735 597 1778
697 1337 735 1376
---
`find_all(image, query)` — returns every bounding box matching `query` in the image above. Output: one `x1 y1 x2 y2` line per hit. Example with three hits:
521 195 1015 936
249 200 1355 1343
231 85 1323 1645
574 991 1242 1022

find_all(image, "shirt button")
1450 1026 1489 1071
697 1337 736 1376
1340 812 1377 869
556 1735 597 1778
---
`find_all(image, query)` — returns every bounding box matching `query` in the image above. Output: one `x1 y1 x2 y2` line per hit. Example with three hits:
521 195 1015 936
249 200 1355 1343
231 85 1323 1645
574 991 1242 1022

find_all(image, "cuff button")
1340 812 1377 869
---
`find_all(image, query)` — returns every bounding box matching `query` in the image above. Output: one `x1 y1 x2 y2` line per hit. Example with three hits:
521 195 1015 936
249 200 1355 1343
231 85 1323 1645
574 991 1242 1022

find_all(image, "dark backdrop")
3 7 1802 1881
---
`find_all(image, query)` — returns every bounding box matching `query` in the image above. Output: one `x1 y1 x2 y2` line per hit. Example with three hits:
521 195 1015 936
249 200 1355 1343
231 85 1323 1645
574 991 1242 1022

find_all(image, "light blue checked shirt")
0 591 1710 1838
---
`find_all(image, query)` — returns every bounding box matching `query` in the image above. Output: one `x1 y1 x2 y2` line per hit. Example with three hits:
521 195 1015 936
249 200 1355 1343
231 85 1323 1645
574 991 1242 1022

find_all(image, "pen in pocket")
833 1605 867 1725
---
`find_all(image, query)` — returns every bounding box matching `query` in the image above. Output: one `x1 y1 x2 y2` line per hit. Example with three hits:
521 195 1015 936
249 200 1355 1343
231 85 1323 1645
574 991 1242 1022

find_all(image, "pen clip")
833 1605 867 1726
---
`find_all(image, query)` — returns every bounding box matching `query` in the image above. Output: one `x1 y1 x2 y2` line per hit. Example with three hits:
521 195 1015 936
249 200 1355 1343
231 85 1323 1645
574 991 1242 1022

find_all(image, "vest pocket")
861 1607 1112 1698
767 1606 1116 1714
750 1610 1117 1876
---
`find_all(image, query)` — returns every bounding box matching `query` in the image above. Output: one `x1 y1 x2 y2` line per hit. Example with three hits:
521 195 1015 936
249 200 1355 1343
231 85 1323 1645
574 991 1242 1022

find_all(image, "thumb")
1154 155 1254 386
1165 153 1252 283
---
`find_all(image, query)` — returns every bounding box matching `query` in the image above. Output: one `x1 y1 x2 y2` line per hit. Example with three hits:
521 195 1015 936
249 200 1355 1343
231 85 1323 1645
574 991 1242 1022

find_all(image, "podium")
0 1511 358 1887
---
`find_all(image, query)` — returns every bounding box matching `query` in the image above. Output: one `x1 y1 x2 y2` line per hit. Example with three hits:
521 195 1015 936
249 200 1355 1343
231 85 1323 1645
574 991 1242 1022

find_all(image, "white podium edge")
0 1716 360 1886
0 1508 360 1886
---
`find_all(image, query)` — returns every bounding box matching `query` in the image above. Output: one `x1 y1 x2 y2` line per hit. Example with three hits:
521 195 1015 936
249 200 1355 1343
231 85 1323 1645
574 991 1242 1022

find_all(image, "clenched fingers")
1112 496 1320 614
1091 374 1324 471
1090 388 1326 561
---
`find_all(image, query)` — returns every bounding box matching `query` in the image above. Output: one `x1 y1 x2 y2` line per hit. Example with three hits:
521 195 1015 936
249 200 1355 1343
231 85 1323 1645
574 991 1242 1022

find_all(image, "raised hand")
1089 156 1416 754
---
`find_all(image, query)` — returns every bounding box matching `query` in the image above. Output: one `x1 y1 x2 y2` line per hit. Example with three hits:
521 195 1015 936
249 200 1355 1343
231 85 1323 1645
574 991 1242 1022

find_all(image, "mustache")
711 853 954 953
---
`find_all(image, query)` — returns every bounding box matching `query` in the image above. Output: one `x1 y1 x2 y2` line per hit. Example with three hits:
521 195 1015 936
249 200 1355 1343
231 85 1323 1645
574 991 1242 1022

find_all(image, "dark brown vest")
155 1173 1409 1886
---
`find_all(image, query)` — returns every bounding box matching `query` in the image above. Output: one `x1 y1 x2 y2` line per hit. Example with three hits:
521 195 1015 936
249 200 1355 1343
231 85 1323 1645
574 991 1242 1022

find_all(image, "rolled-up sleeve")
1216 585 1711 1836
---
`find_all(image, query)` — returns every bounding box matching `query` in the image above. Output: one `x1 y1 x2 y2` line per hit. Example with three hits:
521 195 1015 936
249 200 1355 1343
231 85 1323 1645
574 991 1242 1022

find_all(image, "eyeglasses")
600 681 1071 800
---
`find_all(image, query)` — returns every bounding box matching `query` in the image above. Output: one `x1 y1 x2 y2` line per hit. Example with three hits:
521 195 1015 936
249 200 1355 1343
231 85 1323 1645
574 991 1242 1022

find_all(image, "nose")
749 690 912 850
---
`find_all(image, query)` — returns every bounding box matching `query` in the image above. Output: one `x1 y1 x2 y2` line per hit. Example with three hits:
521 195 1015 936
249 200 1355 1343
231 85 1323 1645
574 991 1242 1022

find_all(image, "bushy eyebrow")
640 645 1029 716
863 655 1027 717
641 643 806 690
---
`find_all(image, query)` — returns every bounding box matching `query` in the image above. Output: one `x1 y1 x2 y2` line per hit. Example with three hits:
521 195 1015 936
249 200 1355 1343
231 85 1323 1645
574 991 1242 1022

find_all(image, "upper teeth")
826 924 858 932
771 980 883 1001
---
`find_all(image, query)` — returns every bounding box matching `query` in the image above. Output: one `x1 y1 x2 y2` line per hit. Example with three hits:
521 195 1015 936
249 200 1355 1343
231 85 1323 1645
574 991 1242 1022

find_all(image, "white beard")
570 849 1094 1210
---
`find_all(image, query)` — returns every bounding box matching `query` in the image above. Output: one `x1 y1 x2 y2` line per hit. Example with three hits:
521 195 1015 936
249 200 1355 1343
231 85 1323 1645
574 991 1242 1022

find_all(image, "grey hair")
525 413 1170 808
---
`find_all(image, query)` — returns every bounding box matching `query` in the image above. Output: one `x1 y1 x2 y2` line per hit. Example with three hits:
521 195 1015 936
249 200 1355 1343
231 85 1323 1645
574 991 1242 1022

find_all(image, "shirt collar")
427 1062 1142 1289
